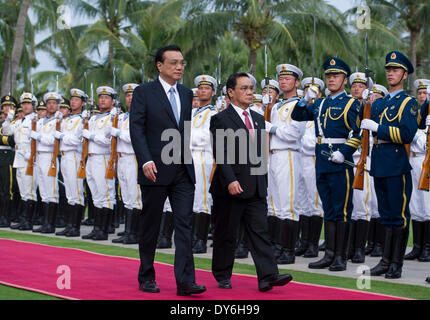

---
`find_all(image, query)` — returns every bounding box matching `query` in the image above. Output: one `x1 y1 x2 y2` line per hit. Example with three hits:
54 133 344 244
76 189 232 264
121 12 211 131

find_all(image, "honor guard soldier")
292 57 361 271
0 95 17 227
190 75 218 254
404 79 430 261
347 72 377 264
265 64 306 264
2 93 38 230
36 101 47 119
54 89 87 237
82 86 116 241
258 79 280 117
372 84 389 101
31 92 62 234
191 88 200 112
295 77 325 258
360 51 419 279
252 94 263 114
111 83 142 244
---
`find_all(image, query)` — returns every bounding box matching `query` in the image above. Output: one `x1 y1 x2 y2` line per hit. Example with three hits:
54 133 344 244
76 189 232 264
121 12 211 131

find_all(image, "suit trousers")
211 194 278 282
137 165 196 287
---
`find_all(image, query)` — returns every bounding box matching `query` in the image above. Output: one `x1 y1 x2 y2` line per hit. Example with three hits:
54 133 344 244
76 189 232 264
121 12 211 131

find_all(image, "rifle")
25 115 38 176
48 114 61 177
105 69 119 179
263 45 272 122
418 101 430 191
77 75 89 179
352 33 371 190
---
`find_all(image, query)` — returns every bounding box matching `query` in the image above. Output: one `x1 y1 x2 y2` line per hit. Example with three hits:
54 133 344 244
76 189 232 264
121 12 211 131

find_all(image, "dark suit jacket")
209 105 267 199
130 78 195 186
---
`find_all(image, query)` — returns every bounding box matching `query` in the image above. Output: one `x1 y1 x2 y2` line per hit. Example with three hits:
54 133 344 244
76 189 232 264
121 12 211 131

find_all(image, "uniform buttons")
395 149 398 152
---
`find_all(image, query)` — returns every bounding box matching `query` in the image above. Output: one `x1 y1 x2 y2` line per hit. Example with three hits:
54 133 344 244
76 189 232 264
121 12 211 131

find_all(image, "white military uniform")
190 104 217 214
34 115 59 204
351 136 378 221
410 129 430 221
2 111 37 202
267 97 306 221
299 121 323 217
59 113 84 206
85 110 116 210
115 112 142 210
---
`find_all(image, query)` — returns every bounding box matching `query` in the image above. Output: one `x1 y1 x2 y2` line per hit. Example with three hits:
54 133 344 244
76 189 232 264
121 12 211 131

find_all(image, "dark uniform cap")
1 95 18 108
59 98 71 110
323 57 351 77
385 51 414 74
36 100 47 110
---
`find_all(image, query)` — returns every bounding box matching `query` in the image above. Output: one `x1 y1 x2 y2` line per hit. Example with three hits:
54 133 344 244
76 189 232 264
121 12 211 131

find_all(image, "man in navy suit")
130 45 206 296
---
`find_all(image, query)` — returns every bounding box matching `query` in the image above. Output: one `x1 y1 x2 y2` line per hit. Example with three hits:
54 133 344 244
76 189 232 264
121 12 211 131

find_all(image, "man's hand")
54 131 64 140
304 86 318 102
143 161 157 183
30 131 40 141
330 151 345 164
362 89 373 101
228 181 243 196
360 119 379 133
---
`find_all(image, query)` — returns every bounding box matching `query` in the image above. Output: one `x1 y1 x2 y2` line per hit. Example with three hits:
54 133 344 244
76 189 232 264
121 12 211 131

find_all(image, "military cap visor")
323 57 351 77
385 51 414 74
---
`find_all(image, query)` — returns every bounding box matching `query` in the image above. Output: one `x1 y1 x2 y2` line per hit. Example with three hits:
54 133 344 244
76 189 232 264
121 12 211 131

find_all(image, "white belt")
316 137 347 145
0 146 12 150
270 148 298 154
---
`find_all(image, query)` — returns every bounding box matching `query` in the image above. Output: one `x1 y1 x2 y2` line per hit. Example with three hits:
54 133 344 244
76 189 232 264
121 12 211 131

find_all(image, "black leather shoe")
139 280 160 293
218 279 232 289
426 277 430 284
258 273 293 292
177 283 206 296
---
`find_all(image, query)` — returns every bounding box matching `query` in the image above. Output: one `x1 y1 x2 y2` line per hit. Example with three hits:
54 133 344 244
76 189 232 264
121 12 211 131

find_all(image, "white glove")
262 94 271 105
82 129 93 140
110 108 118 117
265 121 273 133
28 113 36 121
426 115 430 127
360 119 379 133
6 110 14 121
81 110 89 119
54 131 64 140
30 131 40 141
330 151 345 164
55 111 63 120
110 127 120 137
362 89 373 101
304 86 318 102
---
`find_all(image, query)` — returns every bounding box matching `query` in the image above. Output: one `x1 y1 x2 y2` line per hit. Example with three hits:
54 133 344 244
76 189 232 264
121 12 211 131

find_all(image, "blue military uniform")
292 57 360 272
364 51 418 279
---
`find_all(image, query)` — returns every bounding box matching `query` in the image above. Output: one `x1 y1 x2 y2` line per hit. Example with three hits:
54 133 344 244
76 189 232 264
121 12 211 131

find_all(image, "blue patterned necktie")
169 87 180 125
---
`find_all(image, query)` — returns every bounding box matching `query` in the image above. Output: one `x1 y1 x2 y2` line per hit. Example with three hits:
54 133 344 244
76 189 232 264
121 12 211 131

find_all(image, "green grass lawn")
0 229 429 300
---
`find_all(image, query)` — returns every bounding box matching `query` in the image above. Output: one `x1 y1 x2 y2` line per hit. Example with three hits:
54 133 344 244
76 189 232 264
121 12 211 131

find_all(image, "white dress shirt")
231 103 254 129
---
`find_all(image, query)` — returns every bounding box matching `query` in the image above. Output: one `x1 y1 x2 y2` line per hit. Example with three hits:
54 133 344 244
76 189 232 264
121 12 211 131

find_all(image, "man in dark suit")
130 45 206 296
210 72 293 292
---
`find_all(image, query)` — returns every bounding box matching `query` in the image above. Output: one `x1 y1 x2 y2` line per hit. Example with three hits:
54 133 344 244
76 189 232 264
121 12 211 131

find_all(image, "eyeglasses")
165 60 187 67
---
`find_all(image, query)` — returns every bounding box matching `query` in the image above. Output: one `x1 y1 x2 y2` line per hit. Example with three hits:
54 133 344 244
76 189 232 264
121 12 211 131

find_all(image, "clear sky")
32 0 357 74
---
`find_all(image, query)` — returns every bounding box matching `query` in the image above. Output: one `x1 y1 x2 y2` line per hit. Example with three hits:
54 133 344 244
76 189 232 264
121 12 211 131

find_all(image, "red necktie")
243 110 254 140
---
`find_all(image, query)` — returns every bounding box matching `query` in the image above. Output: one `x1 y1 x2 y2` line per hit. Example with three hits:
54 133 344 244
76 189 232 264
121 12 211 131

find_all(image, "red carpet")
0 239 405 300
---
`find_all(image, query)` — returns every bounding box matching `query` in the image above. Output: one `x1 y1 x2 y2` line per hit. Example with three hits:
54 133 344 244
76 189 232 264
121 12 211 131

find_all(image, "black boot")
66 205 84 237
82 200 94 226
370 227 393 276
157 211 174 249
19 200 37 231
114 208 131 243
365 218 377 255
385 226 409 279
33 199 44 225
82 207 102 239
269 216 282 260
295 215 310 256
304 216 323 258
11 197 22 223
418 220 430 262
193 213 211 254
318 222 327 251
93 208 111 240
56 203 74 236
235 224 249 259
10 199 26 230
0 199 9 227
40 202 58 234
277 219 299 264
371 218 384 257
346 220 357 260
404 220 424 260
33 202 49 233
352 219 369 264
329 221 349 271
123 208 139 244
309 220 336 269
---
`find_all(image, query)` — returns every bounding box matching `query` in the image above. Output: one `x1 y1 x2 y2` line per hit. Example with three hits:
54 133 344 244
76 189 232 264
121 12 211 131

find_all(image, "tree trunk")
408 28 418 95
1 0 32 96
